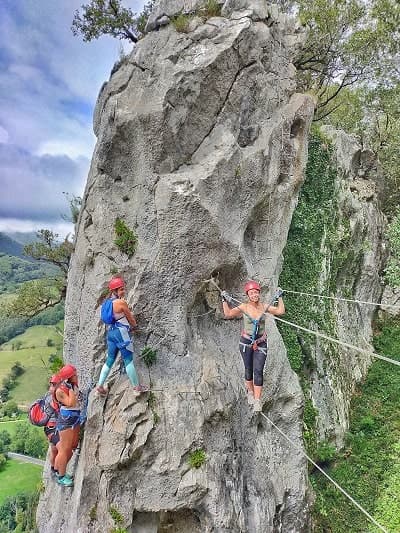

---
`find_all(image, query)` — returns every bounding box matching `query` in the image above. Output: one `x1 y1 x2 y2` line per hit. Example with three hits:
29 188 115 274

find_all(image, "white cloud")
0 0 147 232
0 218 74 238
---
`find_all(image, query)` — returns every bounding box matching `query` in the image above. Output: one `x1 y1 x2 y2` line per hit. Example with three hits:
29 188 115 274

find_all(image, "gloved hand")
274 287 284 299
221 290 233 304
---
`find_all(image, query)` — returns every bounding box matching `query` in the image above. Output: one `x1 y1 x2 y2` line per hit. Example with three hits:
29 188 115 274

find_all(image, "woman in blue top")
222 280 285 412
96 277 148 396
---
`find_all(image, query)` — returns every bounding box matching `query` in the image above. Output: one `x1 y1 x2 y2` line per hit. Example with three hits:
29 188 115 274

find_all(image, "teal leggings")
98 327 139 386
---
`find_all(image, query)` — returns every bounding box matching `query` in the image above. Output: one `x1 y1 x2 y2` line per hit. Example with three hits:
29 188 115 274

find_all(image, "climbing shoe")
247 391 255 406
253 399 262 413
133 384 149 396
96 385 108 397
57 475 74 487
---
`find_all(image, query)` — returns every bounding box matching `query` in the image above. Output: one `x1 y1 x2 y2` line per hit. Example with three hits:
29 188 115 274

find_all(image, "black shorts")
44 426 60 446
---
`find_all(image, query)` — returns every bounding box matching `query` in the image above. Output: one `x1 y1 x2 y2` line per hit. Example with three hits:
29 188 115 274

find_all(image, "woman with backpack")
221 281 285 413
96 277 148 396
44 375 60 477
53 364 80 487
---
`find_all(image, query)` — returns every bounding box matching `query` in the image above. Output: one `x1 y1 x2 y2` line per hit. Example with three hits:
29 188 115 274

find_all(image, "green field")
0 459 43 506
0 420 45 440
0 323 63 408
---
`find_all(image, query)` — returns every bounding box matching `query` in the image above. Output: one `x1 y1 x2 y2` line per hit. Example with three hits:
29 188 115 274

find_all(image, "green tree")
24 432 47 459
11 424 30 454
72 0 156 43
11 361 24 378
0 453 6 472
0 430 12 448
290 0 400 120
7 230 73 318
72 0 139 42
3 400 19 417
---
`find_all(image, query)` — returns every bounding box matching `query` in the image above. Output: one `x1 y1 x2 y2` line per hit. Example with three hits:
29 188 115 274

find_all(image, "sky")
0 0 145 236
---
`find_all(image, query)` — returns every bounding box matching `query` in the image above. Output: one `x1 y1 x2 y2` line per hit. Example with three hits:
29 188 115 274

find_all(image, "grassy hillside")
0 233 24 258
0 323 63 408
0 253 58 294
0 460 43 506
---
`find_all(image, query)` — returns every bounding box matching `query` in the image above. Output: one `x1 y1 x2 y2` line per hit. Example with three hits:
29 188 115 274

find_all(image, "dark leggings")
239 336 268 386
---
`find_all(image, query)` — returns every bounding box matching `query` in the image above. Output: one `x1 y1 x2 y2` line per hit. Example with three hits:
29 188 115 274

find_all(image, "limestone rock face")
37 1 314 532
310 127 388 447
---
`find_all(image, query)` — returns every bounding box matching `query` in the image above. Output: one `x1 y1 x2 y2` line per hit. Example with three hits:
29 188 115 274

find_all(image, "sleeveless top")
242 313 266 336
113 301 130 327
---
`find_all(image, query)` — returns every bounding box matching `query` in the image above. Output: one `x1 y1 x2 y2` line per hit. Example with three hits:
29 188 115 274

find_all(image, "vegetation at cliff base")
311 316 400 533
385 208 400 287
0 485 41 531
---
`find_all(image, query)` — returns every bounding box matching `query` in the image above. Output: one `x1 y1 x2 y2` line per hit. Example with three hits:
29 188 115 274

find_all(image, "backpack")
28 392 59 427
100 298 115 325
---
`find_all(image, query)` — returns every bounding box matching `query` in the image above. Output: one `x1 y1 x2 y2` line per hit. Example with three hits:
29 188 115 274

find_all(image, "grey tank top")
242 313 265 336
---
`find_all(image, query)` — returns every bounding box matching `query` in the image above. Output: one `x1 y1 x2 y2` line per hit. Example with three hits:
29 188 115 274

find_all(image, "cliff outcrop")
37 1 315 532
310 128 388 447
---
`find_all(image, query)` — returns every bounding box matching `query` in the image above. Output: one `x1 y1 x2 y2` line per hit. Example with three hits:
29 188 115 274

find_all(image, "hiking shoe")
96 385 108 396
247 391 255 406
133 384 149 396
57 475 74 487
253 399 262 413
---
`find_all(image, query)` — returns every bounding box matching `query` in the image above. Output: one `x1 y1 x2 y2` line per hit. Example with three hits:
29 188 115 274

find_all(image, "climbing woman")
44 375 60 478
96 277 148 396
221 281 285 413
54 364 80 486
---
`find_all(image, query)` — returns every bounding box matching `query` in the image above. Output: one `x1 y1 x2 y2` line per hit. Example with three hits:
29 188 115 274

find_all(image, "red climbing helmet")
108 277 125 291
56 364 77 382
244 280 261 293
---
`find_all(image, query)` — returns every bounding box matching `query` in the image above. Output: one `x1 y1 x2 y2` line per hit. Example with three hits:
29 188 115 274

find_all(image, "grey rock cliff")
37 1 314 532
309 127 388 447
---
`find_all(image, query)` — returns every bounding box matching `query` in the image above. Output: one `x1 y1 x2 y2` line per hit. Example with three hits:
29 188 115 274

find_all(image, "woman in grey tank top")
222 281 285 412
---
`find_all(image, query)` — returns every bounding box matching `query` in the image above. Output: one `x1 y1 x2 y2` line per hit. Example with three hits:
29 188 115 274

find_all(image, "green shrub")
200 0 222 18
188 449 206 469
171 13 192 33
314 441 336 465
89 505 97 521
140 346 157 367
109 506 124 525
114 219 137 257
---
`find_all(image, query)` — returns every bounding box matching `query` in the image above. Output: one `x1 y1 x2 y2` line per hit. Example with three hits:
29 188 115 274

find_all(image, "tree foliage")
24 230 72 276
291 0 400 119
73 0 136 42
6 230 73 319
72 0 156 43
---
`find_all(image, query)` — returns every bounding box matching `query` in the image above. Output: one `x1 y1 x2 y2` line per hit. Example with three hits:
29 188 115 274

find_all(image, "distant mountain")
6 231 39 246
0 233 25 258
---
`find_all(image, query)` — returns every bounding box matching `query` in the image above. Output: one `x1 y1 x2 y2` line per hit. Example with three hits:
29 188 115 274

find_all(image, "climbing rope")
283 289 400 310
274 315 400 368
204 278 400 369
259 411 388 533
